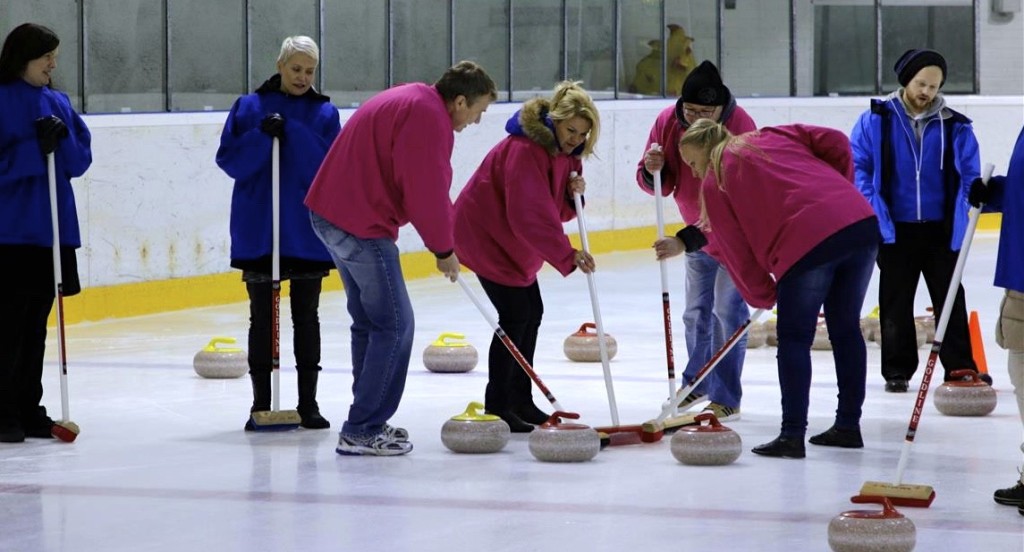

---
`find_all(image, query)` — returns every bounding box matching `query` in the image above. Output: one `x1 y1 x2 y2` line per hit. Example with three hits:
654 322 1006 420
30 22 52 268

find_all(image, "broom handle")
653 309 765 425
894 162 993 485
456 276 564 412
47 152 71 422
651 144 678 410
572 183 619 426
271 137 282 412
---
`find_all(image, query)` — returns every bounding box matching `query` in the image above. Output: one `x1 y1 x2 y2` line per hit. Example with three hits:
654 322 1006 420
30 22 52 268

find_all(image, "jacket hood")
256 73 331 103
505 98 584 157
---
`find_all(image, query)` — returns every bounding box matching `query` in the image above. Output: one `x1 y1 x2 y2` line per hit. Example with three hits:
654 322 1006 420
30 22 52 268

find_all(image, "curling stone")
440 402 511 454
933 369 997 417
861 306 880 342
746 321 767 349
914 310 935 346
765 317 778 347
670 412 742 466
812 321 832 351
563 322 618 362
423 332 478 373
528 411 601 463
828 496 915 552
193 337 248 379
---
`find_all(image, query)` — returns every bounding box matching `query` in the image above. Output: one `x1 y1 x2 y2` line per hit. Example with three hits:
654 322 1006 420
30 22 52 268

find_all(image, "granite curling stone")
441 402 511 454
423 332 478 373
861 306 880 342
528 411 601 463
746 320 767 349
828 496 916 552
193 337 248 379
765 317 778 347
563 322 618 362
812 320 832 351
670 412 742 466
933 369 997 417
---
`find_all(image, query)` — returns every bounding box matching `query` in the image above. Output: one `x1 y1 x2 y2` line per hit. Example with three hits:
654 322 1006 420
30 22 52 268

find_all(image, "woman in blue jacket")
0 23 92 443
216 36 341 431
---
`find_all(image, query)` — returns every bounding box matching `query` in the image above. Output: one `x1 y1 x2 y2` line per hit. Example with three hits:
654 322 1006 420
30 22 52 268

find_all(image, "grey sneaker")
336 431 413 456
702 402 740 422
677 392 709 412
384 424 409 442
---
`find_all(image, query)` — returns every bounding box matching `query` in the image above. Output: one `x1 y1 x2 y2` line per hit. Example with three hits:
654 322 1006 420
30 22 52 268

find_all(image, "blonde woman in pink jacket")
674 119 879 459
454 81 599 432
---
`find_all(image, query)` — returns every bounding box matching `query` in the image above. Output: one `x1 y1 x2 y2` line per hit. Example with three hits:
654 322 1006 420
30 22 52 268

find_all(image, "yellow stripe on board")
50 217 1002 325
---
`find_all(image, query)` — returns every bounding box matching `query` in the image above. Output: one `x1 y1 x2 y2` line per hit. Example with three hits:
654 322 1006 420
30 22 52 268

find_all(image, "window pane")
84 0 165 113
392 0 450 86
512 0 563 100
720 0 788 97
881 5 974 94
620 0 663 97
169 0 244 112
813 4 875 95
665 0 717 97
322 0 388 108
1 1 82 111
454 0 509 100
566 0 615 99
248 0 317 94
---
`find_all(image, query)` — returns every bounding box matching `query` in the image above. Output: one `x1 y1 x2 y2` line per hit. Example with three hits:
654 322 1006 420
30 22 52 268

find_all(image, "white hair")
277 35 319 65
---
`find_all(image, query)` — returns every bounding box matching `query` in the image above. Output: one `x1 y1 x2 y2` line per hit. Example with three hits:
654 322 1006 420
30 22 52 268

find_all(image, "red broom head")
51 421 80 443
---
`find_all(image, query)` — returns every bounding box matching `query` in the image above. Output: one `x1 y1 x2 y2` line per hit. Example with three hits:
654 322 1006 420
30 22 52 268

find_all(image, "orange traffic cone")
969 310 993 385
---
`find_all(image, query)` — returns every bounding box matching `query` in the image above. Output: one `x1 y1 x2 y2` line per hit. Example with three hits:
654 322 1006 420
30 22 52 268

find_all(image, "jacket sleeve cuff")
433 250 454 260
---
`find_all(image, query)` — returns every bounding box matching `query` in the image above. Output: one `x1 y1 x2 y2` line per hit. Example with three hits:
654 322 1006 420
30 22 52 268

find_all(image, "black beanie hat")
681 60 730 106
893 48 946 87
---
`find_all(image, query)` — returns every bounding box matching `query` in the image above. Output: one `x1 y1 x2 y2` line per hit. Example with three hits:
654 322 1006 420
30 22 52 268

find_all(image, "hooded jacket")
216 74 340 272
981 125 1024 293
635 96 756 259
454 98 583 287
702 125 876 309
850 91 980 250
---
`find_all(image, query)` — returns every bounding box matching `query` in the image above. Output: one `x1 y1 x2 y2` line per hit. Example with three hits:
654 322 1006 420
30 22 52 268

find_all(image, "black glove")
676 225 708 253
967 177 992 208
260 113 285 139
35 115 69 155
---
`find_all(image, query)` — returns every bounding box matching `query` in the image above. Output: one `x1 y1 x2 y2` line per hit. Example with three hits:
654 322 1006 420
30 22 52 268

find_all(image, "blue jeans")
310 212 414 438
682 250 749 408
775 239 877 438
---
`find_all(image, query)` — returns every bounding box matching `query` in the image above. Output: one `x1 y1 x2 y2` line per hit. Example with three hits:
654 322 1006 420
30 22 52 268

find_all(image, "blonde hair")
277 35 319 65
547 81 600 158
678 118 736 230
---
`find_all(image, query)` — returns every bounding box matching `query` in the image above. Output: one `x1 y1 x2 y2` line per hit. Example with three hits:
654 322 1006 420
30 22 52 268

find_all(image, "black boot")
512 402 550 425
486 409 534 433
245 372 272 431
752 435 806 458
297 370 330 429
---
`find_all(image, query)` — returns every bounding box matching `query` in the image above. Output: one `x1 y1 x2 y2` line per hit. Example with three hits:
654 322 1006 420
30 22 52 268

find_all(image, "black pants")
0 291 54 429
246 278 324 374
478 276 543 412
877 222 975 382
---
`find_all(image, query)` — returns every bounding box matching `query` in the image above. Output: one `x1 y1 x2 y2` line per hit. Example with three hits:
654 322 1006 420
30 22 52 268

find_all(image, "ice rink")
1 234 1022 551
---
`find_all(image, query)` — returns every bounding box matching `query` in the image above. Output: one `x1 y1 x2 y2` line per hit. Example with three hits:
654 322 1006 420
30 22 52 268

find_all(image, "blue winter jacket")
215 75 341 272
981 125 1024 293
850 93 980 250
0 79 91 248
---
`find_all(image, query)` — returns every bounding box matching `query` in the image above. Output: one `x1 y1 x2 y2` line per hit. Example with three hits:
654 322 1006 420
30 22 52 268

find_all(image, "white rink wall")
76 96 1024 288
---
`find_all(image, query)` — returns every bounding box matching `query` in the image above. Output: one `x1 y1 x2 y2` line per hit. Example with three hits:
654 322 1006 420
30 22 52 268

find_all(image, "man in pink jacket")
677 120 879 459
306 61 496 456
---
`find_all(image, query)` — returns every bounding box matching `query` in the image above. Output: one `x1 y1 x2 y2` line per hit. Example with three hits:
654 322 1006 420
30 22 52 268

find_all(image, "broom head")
51 420 80 443
249 410 302 431
858 481 935 507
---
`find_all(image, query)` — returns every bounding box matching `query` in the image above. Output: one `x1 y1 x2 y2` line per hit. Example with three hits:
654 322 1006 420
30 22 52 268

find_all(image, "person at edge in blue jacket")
0 23 92 443
216 35 341 431
969 125 1024 517
850 48 981 394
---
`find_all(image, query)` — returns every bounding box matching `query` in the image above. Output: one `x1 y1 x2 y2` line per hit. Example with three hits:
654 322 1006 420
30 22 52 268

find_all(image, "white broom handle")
271 137 281 412
47 152 70 421
572 176 619 426
651 143 677 403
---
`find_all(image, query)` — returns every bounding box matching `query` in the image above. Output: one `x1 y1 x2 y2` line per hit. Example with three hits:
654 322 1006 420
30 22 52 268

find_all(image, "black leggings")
246 278 324 374
478 276 544 411
0 291 54 427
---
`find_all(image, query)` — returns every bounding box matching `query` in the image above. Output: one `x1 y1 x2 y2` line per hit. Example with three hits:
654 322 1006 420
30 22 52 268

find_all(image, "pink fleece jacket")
454 116 582 287
305 83 455 255
702 125 876 309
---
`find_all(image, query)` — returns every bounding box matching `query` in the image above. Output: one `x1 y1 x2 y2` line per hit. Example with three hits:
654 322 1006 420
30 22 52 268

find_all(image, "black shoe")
513 403 550 425
884 378 909 393
298 408 331 430
994 480 1024 506
0 424 25 443
808 426 863 448
979 372 994 385
487 409 534 433
22 408 55 439
751 435 805 459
